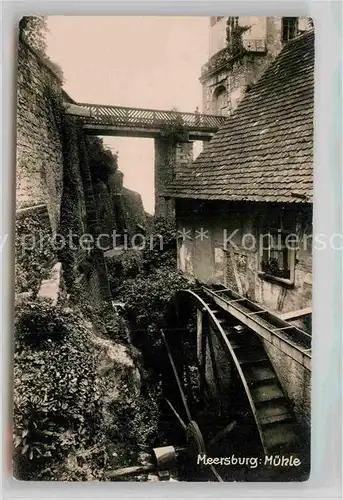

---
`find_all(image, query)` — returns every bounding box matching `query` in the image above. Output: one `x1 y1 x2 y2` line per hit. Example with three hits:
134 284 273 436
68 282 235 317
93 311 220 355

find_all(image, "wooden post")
197 308 207 403
196 308 203 364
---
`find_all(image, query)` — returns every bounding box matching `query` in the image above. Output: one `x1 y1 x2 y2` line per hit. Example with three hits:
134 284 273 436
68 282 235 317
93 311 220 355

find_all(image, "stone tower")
200 16 311 116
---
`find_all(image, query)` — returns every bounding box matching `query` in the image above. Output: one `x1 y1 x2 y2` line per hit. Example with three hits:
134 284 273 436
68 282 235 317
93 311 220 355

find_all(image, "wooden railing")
69 102 228 132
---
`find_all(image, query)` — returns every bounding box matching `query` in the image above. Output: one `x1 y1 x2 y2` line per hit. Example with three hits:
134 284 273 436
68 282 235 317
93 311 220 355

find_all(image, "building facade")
201 16 311 116
163 30 314 432
165 29 314 323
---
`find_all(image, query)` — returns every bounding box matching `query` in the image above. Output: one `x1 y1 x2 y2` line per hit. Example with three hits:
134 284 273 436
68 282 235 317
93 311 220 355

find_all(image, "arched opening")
212 86 228 116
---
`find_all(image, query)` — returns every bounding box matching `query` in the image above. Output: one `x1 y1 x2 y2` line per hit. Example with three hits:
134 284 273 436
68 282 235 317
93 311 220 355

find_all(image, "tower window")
212 86 228 116
282 17 298 42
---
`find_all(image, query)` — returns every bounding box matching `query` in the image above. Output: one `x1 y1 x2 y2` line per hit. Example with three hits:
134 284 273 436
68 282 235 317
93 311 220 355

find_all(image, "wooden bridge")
64 102 228 141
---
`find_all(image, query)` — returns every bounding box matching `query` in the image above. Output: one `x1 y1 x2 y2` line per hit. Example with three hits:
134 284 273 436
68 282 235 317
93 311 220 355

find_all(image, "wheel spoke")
181 327 195 407
165 397 187 431
160 329 192 423
198 309 207 404
206 323 222 396
210 464 224 482
208 420 237 449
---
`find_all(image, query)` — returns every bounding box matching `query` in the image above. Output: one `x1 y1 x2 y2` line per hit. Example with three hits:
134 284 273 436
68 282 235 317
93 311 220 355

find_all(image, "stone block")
38 262 62 306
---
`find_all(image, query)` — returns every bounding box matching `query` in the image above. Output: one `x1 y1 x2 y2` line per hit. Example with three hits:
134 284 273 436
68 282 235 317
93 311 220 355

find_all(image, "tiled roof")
166 31 314 204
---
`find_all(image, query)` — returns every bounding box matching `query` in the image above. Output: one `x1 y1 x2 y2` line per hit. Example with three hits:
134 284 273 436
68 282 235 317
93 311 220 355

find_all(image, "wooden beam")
202 288 311 370
63 103 92 117
279 307 312 321
105 464 156 479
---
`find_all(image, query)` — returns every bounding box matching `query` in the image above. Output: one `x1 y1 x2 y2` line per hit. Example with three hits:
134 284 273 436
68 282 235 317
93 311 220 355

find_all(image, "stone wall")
93 173 147 245
209 17 227 58
121 187 147 235
155 138 194 217
202 53 275 115
16 39 147 302
16 40 110 302
154 138 175 217
175 142 194 177
16 41 64 232
263 340 311 432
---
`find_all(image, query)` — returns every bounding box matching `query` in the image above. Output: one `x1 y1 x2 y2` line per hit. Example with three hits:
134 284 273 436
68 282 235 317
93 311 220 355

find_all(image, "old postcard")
14 16 313 481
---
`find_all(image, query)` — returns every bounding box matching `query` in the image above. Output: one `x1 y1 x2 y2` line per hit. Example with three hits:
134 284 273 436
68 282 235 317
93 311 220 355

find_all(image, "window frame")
281 17 299 42
258 226 296 287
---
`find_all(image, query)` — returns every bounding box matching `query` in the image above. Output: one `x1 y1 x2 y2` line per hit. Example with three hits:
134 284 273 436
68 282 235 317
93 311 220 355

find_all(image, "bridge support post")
154 138 193 217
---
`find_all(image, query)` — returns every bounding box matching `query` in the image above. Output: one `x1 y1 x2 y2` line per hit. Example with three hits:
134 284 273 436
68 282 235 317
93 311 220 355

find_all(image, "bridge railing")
73 102 228 131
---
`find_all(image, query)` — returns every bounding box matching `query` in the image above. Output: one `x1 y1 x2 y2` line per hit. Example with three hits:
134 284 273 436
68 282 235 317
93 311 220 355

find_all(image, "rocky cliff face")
93 170 147 241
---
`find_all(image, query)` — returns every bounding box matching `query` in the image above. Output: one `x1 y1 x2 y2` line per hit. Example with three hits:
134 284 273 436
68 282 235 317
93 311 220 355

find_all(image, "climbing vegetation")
226 17 251 58
107 249 143 294
141 216 177 272
117 268 189 333
86 136 118 184
13 299 105 480
161 106 187 142
19 16 64 82
19 16 48 54
15 212 56 295
13 297 160 481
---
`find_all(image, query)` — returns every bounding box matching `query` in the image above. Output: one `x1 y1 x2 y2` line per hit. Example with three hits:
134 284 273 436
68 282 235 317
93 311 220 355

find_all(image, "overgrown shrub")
142 216 177 272
15 213 56 295
118 268 189 334
87 302 131 345
106 216 188 349
107 249 143 294
13 298 162 481
106 387 161 454
13 299 105 480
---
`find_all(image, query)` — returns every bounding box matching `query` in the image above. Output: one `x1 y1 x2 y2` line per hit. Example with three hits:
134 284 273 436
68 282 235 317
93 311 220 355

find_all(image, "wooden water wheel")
158 288 309 481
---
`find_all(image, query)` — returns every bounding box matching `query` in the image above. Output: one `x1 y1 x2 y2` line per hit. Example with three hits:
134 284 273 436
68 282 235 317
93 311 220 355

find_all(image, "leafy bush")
106 387 161 452
87 302 131 345
13 299 105 479
142 216 177 272
118 268 189 333
13 298 162 481
15 213 56 295
106 216 188 350
107 249 143 294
